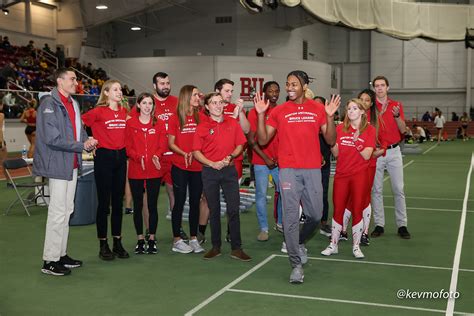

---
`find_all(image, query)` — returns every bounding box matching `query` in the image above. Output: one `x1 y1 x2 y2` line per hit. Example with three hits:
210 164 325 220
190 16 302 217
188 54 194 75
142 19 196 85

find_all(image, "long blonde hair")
96 79 129 110
177 85 199 129
343 98 369 134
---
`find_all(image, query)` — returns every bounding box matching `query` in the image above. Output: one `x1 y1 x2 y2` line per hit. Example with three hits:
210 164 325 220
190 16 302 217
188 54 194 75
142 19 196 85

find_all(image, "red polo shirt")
335 124 376 177
375 98 405 147
59 92 78 169
267 99 327 169
193 116 246 162
248 107 278 165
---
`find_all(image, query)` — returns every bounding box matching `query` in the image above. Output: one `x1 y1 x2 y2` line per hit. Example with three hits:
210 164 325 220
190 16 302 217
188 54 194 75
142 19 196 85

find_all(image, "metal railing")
39 49 59 69
0 88 136 119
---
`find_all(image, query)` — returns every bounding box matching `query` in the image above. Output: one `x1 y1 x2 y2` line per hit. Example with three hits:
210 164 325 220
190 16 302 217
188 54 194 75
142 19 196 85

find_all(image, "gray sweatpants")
280 168 323 268
371 145 407 228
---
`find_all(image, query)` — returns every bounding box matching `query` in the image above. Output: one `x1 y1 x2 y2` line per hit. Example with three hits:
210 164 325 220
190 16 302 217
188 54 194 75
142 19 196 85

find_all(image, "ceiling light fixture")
96 5 108 10
131 26 141 31
2 8 9 15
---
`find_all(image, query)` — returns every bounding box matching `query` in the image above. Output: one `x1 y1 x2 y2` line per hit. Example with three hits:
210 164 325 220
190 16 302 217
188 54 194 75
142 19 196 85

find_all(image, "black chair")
3 158 48 216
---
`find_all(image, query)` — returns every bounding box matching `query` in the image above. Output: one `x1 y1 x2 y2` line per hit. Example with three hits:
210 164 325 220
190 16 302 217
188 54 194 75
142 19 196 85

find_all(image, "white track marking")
446 153 474 315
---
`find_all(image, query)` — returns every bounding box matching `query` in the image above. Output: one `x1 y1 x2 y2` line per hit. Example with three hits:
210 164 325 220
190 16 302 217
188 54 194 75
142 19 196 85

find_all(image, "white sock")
342 208 351 232
352 220 363 247
362 204 372 235
330 220 342 245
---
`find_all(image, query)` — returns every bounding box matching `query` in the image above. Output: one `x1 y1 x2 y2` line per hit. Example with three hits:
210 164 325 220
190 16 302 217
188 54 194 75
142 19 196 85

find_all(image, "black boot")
113 237 130 259
99 240 115 261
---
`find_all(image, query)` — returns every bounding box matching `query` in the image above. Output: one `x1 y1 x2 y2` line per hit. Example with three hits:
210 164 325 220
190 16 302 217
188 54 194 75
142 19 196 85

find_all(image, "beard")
156 88 170 98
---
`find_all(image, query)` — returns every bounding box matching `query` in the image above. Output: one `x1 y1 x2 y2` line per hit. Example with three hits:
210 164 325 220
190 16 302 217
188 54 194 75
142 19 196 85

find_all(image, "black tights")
171 166 202 238
129 178 161 236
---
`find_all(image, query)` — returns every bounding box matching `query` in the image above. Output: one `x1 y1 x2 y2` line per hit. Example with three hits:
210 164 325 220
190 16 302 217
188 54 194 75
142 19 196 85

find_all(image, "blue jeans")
254 164 282 232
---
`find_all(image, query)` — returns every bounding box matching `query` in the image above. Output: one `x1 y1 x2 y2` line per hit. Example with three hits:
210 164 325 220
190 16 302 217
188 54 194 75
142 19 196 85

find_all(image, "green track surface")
0 141 473 315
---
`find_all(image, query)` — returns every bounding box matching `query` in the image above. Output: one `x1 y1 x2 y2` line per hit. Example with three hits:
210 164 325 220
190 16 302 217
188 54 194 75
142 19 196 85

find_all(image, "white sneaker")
172 239 193 254
321 244 338 256
353 246 365 259
189 239 205 253
281 241 287 253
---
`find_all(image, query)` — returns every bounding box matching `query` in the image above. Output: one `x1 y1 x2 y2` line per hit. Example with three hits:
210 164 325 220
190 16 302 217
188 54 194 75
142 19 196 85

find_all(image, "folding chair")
3 158 48 216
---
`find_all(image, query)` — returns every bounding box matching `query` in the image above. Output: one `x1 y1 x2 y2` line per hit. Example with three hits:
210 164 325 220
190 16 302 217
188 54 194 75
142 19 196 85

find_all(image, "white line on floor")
226 288 471 315
422 144 438 155
383 160 414 182
446 153 474 315
184 254 276 316
273 254 474 273
384 205 474 213
384 195 473 202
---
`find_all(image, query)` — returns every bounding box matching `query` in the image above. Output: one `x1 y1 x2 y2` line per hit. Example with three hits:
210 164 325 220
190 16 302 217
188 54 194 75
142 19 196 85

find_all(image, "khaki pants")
42 170 77 262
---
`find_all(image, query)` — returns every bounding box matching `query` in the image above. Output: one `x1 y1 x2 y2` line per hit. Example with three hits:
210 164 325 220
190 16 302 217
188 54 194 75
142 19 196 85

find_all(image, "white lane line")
226 289 471 315
273 254 474 273
184 254 276 316
384 195 473 202
446 153 474 315
384 205 474 213
422 144 438 155
384 160 414 182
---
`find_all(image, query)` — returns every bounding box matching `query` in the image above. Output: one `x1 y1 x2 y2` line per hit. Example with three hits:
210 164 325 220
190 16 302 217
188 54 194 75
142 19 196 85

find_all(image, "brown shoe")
230 249 252 262
203 247 221 260
257 231 269 242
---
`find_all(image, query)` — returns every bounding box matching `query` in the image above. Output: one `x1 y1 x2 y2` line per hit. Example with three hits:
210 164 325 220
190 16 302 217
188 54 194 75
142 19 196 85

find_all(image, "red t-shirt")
267 99 327 169
248 107 278 165
81 106 127 150
335 124 376 177
375 98 405 146
125 116 167 179
223 103 237 117
193 116 247 162
59 92 78 169
154 95 178 131
168 113 206 172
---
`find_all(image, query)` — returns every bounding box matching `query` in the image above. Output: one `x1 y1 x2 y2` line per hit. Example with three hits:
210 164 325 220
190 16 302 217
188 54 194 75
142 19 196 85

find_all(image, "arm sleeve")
125 123 140 162
81 108 97 127
192 126 204 152
234 121 247 146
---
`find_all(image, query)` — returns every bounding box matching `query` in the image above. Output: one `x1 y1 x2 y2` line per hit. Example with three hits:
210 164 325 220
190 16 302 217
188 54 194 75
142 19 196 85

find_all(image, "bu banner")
230 74 274 105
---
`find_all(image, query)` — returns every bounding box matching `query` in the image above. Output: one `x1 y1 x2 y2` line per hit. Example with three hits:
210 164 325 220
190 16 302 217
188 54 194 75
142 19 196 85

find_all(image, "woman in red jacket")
125 92 167 254
82 80 129 261
321 98 375 259
168 85 206 254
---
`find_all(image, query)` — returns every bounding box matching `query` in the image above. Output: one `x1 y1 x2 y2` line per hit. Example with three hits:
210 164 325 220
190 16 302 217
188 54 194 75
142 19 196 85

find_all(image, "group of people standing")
33 67 410 284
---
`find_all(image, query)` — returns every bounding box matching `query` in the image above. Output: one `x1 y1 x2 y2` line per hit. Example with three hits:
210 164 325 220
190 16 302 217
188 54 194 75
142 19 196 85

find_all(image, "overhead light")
131 26 141 31
96 5 108 10
2 8 9 15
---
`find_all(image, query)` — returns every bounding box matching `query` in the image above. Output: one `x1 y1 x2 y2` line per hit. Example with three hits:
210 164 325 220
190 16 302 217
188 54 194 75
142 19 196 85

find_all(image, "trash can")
70 163 97 226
